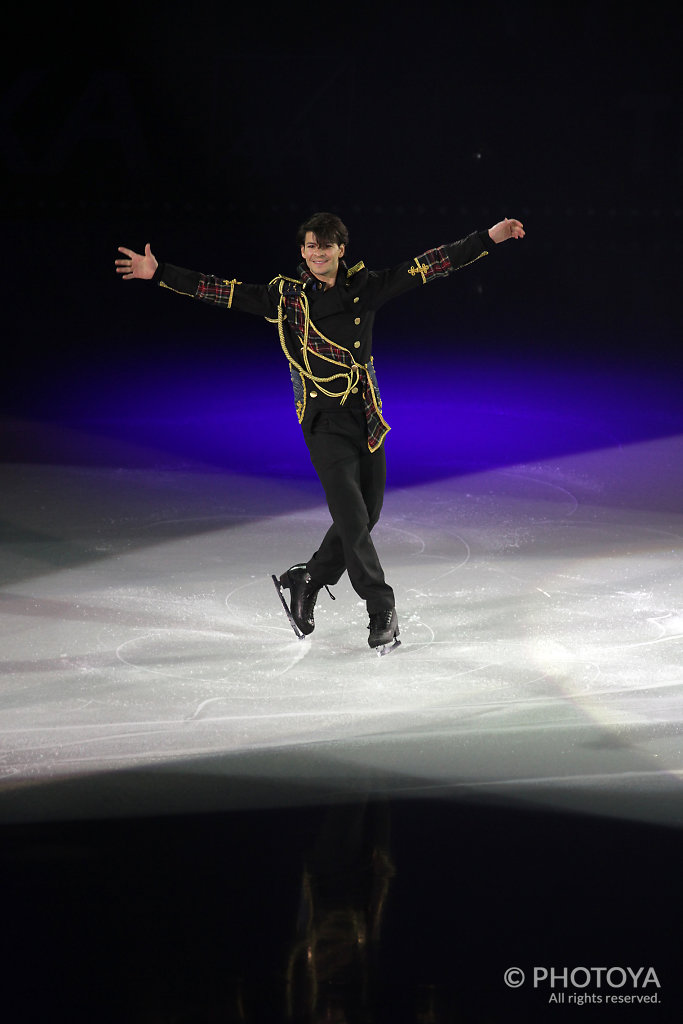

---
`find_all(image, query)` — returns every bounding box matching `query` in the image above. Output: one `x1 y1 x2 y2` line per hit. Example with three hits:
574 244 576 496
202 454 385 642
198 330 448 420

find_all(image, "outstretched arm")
115 243 158 280
369 219 524 308
115 244 277 319
487 218 525 244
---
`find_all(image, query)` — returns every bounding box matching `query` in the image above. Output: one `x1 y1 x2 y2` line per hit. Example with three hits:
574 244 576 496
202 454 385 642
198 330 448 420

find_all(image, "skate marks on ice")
202 465 679 712
0 438 682 813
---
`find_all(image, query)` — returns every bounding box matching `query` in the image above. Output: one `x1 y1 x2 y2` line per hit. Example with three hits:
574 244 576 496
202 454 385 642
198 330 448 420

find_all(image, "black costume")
153 228 492 618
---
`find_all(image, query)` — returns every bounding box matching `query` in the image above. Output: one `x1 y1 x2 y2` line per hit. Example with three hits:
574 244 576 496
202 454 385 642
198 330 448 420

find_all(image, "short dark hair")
297 211 349 249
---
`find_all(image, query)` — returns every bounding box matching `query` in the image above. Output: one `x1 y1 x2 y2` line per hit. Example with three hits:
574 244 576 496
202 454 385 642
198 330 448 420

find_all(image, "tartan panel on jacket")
363 361 389 452
411 244 454 284
196 275 241 307
409 245 454 284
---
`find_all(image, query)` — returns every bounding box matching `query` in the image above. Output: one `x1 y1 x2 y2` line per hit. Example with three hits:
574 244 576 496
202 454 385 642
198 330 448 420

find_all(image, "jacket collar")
297 259 349 291
294 259 367 311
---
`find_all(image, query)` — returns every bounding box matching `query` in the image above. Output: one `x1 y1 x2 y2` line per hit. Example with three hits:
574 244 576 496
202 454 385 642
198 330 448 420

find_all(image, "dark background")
2 3 683 1021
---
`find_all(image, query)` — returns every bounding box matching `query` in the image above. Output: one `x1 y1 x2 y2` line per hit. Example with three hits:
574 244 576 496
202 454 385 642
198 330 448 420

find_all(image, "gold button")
310 391 317 398
354 316 361 325
354 341 361 348
353 297 359 303
352 387 359 394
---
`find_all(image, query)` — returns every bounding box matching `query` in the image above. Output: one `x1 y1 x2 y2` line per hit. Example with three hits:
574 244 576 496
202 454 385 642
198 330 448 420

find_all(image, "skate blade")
375 637 402 657
271 574 306 640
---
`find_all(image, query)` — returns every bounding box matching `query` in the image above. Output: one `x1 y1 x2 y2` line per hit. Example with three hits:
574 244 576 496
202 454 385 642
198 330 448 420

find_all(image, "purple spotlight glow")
23 335 681 493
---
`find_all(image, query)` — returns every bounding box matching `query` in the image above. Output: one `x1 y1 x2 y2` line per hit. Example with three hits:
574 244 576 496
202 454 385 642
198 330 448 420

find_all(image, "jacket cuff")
155 263 203 297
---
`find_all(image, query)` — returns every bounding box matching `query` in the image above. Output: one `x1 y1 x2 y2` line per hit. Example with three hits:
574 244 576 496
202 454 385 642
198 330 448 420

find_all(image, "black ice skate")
271 564 334 639
367 608 401 655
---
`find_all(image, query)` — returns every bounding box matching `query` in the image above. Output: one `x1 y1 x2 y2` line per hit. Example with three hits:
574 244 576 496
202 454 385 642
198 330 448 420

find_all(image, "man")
115 212 524 652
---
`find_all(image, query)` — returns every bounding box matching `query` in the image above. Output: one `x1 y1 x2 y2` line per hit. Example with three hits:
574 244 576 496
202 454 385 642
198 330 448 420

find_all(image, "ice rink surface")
2 420 681 827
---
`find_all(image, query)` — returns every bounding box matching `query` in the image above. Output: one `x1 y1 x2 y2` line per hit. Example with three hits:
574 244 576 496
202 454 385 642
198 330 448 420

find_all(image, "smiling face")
300 231 345 288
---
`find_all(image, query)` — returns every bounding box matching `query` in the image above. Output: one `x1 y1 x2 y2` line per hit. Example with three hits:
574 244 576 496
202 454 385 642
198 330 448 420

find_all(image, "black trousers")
302 405 395 614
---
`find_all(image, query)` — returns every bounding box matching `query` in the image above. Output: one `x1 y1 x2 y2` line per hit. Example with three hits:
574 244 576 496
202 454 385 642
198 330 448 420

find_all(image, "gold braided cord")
269 273 300 286
407 266 429 278
159 280 194 297
223 279 241 308
410 257 428 284
276 306 359 401
298 289 359 403
457 250 489 271
274 279 362 405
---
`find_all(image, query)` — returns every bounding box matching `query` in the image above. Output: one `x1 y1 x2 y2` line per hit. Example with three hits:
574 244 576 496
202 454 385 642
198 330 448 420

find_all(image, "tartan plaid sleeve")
406 244 453 284
368 230 492 309
157 263 276 317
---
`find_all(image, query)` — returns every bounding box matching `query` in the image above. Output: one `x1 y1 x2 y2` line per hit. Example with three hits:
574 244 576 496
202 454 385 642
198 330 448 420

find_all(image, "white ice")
1 432 682 826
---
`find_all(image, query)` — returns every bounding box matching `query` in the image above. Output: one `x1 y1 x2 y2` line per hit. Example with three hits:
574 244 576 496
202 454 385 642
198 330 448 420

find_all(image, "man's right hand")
115 243 158 280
